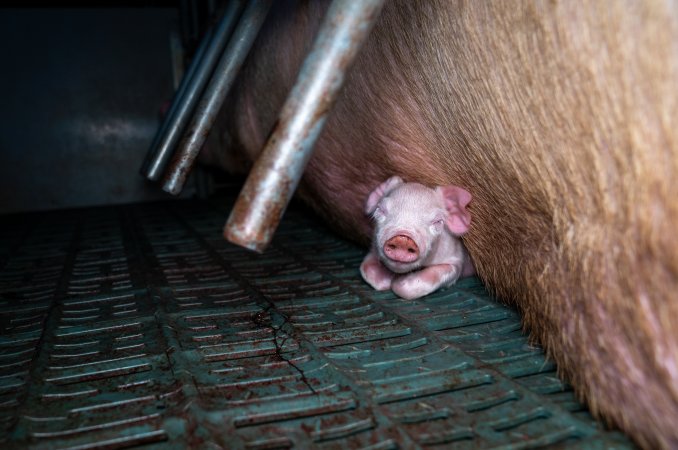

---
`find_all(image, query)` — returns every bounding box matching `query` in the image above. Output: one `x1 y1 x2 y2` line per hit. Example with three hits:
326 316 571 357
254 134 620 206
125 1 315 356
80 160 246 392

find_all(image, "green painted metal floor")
0 198 634 449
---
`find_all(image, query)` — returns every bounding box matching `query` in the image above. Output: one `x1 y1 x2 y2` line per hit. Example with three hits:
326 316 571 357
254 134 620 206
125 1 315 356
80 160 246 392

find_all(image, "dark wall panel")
0 8 195 213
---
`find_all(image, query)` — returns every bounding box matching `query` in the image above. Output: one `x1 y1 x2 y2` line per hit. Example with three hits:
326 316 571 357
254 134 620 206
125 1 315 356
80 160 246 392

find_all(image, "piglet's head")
365 176 472 273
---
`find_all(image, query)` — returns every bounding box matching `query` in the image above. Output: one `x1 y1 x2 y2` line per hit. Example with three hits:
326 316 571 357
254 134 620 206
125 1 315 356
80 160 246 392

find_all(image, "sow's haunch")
209 1 678 448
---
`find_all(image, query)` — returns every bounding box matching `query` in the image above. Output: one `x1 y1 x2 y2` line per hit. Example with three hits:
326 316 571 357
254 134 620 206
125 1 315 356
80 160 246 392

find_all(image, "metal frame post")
141 0 245 181
162 0 273 195
224 0 385 252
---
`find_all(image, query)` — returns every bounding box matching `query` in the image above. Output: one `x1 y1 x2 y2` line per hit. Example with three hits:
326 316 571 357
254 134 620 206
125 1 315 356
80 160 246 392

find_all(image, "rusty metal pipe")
162 0 272 195
140 26 213 179
141 0 244 181
224 0 386 252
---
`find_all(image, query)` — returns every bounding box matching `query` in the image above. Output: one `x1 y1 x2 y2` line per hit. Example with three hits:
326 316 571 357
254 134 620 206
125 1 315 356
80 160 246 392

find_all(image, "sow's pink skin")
360 176 475 299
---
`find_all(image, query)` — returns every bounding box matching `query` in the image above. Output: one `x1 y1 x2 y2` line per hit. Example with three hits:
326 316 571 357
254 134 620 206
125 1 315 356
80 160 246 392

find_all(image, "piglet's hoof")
392 275 437 300
360 251 395 291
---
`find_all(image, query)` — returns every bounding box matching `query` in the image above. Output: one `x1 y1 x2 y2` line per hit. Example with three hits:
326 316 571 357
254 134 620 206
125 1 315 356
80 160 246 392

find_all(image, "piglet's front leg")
360 250 395 291
392 263 462 300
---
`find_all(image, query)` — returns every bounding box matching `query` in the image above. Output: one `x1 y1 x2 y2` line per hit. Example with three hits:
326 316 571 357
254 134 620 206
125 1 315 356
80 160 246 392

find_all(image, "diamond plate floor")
0 199 634 449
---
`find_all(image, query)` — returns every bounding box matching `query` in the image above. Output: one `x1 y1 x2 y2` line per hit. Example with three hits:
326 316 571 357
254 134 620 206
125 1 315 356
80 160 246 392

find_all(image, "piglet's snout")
383 235 419 263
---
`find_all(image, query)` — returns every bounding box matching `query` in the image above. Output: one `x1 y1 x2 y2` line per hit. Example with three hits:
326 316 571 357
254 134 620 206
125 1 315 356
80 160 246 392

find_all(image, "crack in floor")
165 205 320 397
252 303 318 395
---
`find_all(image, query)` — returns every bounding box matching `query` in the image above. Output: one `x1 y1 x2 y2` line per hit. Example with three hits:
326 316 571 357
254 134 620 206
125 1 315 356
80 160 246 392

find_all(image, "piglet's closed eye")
436 186 472 236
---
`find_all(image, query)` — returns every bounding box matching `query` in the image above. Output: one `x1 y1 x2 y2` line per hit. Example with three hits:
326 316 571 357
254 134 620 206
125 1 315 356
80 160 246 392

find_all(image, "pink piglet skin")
360 176 475 300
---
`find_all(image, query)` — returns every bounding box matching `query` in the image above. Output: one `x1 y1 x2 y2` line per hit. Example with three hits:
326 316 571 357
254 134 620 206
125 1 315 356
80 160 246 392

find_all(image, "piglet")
360 176 475 299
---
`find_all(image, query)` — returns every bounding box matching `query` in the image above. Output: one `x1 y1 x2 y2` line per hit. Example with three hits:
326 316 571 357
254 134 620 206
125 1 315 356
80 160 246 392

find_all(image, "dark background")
0 3 219 214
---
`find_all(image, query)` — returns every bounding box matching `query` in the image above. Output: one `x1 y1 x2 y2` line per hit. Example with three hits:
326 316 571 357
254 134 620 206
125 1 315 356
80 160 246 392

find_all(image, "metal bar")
141 0 244 181
140 26 213 178
162 0 273 195
224 0 386 252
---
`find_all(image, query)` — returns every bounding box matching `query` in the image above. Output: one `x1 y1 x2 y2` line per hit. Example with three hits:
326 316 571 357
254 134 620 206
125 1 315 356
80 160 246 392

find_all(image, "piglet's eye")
372 206 386 222
430 218 444 232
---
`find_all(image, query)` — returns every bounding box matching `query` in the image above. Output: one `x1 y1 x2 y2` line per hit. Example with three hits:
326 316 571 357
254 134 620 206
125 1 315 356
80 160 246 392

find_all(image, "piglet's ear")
365 176 404 214
436 185 472 236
